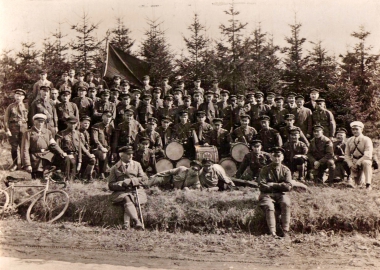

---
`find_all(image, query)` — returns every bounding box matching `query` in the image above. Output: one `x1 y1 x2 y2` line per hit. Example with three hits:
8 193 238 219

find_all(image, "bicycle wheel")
26 190 69 223
0 189 10 215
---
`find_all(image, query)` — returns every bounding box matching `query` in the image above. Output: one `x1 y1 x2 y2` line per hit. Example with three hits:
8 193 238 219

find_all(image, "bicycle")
0 167 70 223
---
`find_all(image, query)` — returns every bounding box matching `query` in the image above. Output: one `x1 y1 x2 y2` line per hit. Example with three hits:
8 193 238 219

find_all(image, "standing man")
191 111 214 145
134 117 163 155
209 79 222 96
175 95 196 124
198 91 219 123
151 87 164 110
4 89 29 171
136 94 156 127
294 95 313 139
160 76 172 98
108 146 148 230
72 86 94 119
209 118 231 158
56 89 80 131
312 98 336 140
156 94 176 123
67 69 78 87
231 115 257 144
258 147 293 238
93 90 116 124
332 128 350 182
279 114 309 147
344 121 374 190
249 91 270 131
141 75 153 96
71 71 89 99
31 70 54 102
304 88 320 112
50 88 61 106
156 116 175 148
269 96 289 129
115 93 135 126
257 115 282 152
189 78 204 97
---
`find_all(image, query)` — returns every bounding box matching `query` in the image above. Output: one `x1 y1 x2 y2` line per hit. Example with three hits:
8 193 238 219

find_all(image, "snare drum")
230 142 250 163
155 158 174 173
175 157 191 168
165 141 184 161
219 157 237 176
195 145 219 163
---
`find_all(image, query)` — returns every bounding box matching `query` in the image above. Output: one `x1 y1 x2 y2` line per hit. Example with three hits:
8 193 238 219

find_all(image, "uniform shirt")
283 140 308 164
79 128 91 151
29 98 58 128
307 135 334 164
232 106 247 125
134 129 163 152
115 103 136 126
156 106 176 123
191 100 202 110
4 102 28 131
71 81 89 98
209 128 231 148
31 79 54 101
216 101 229 116
156 126 175 146
258 163 292 193
199 164 233 188
141 85 153 96
136 104 156 125
153 166 200 189
93 100 116 122
236 151 272 178
112 120 144 152
108 160 148 192
312 109 336 137
72 97 94 118
269 107 289 128
161 84 172 98
257 128 283 152
130 99 141 109
344 134 373 168
134 148 157 174
91 122 113 149
198 101 219 123
56 80 73 91
191 122 214 144
304 100 317 112
279 125 309 146
333 141 346 158
173 99 184 108
231 126 257 144
56 102 80 122
173 122 194 142
294 106 313 137
174 105 197 124
56 129 92 162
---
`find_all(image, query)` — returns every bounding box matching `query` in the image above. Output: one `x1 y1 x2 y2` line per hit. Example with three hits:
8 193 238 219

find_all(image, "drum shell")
155 158 174 173
165 141 184 161
195 145 219 163
230 142 250 163
176 158 191 168
219 157 237 177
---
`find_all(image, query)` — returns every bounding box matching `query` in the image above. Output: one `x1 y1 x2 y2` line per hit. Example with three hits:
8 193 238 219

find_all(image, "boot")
84 164 95 182
9 164 18 172
124 202 144 230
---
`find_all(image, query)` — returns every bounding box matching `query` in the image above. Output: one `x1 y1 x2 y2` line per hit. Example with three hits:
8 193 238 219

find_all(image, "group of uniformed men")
4 69 375 236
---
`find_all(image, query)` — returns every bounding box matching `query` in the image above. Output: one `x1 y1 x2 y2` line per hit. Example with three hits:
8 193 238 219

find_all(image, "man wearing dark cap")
217 89 230 112
68 69 78 87
209 79 223 96
235 140 272 180
108 146 148 230
160 76 172 98
198 91 219 123
249 91 270 131
21 114 67 179
175 95 196 124
137 93 156 127
199 158 235 191
284 92 297 113
72 71 89 99
209 118 231 158
110 88 120 106
112 109 144 158
120 79 130 95
79 116 94 181
231 114 257 144
31 69 54 102
56 71 71 92
92 111 114 179
332 128 350 182
85 72 98 88
152 87 163 109
307 125 335 183
294 95 313 139
172 110 197 147
304 88 320 112
134 136 157 176
175 80 188 96
257 115 282 152
282 127 308 180
265 92 276 108
191 90 202 110
5 89 28 171
149 160 203 190
246 92 257 107
231 97 247 129
156 116 175 147
134 117 163 155
268 96 289 129
189 78 204 97
72 86 94 119
130 89 141 109
109 75 122 91
141 75 153 96
56 88 80 131
156 94 176 123
115 93 135 126
312 98 336 140
88 87 100 103
172 88 184 107
258 147 292 238
29 86 58 136
279 114 309 147
191 111 214 145
56 116 96 181
93 90 116 124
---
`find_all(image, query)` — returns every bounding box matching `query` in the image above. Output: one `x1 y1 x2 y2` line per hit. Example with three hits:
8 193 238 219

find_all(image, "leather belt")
353 156 363 159
31 149 48 154
66 151 78 155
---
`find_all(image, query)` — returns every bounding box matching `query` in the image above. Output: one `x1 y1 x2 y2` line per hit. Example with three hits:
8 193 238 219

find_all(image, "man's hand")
306 134 311 139
55 127 58 133
90 154 95 159
101 147 108 153
68 155 75 159
77 162 81 172
6 130 12 137
25 166 32 173
314 161 320 169
112 153 118 160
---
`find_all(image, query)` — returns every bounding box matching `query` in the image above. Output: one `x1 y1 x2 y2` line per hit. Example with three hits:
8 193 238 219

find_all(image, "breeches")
259 193 291 233
351 160 372 185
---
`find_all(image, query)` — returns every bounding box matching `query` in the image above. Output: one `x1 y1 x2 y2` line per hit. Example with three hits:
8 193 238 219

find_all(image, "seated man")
344 121 374 190
258 147 292 238
198 158 235 191
108 146 148 230
148 160 203 190
307 125 335 183
209 118 231 158
257 115 282 152
332 128 350 182
134 137 157 176
282 127 308 180
235 140 271 180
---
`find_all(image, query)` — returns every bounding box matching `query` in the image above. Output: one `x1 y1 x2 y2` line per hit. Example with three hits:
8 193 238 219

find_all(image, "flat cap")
142 75 150 80
310 88 320 93
65 115 78 123
77 85 88 91
78 71 85 76
194 78 201 82
267 92 275 98
254 91 264 97
131 89 141 94
14 89 26 96
316 98 325 103
39 69 47 75
142 93 152 99
212 118 223 124
120 93 131 99
289 127 301 134
259 115 270 121
295 95 304 100
61 88 72 95
121 79 130 86
229 95 237 100
251 139 262 146
173 87 183 94
336 127 347 134
40 85 51 91
201 158 213 166
124 108 134 115
161 116 172 122
220 90 230 95
274 95 284 101
153 87 162 93
110 88 120 92
313 124 324 130
118 146 134 154
80 116 91 122
33 113 47 121
287 92 297 97
205 91 215 96
147 117 158 124
211 79 218 83
183 95 191 101
139 136 150 144
100 90 110 96
270 147 285 154
284 114 295 120
179 111 189 116
350 121 364 129
102 110 113 117
164 94 173 100
240 114 251 120
196 110 206 116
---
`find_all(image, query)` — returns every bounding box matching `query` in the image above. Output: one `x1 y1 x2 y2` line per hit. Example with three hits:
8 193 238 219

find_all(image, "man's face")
111 91 119 99
69 70 75 77
143 79 149 85
50 90 59 100
40 73 47 80
271 152 284 164
119 152 133 163
313 129 323 138
290 132 300 142
336 132 346 142
221 94 228 102
40 90 49 99
241 118 249 126
287 97 295 104
203 164 212 172
61 94 71 102
310 92 319 101
194 81 201 87
163 79 169 85
132 93 140 100
180 115 188 124
122 97 131 105
260 120 269 129
81 121 91 130
351 127 362 137
237 99 245 107
78 75 84 81
193 95 200 102
189 165 201 176
101 95 110 101
252 144 262 154
146 122 156 131
162 121 171 129
14 93 25 102
143 98 151 105
122 85 130 92
34 119 45 129
275 100 284 107
102 114 112 125
178 83 185 90
79 89 87 97
124 114 133 122
140 142 150 150
164 99 173 107
214 123 222 131
247 96 255 103
62 74 68 81
173 92 182 100
285 119 294 127
86 75 94 81
230 99 237 106
316 102 324 110
197 115 206 123
256 96 263 104
88 90 97 98
206 95 213 102
296 99 304 108
114 78 121 84
184 99 191 107
244 104 251 112
267 96 274 103
153 92 160 99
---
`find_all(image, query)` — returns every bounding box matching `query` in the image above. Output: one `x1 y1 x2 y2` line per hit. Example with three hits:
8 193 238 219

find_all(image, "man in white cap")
344 121 373 190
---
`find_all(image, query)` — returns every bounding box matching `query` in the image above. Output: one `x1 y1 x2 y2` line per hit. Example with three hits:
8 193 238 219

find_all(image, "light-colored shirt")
344 134 373 167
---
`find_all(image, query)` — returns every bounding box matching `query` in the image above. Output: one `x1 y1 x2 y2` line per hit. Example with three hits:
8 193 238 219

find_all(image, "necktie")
275 167 280 180
198 125 203 141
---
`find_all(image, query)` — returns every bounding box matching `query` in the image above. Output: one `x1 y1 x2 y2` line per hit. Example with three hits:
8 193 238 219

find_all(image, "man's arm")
319 139 334 164
21 131 31 168
236 154 249 178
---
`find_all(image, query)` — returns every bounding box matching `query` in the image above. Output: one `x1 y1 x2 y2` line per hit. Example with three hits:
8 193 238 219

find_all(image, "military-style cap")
153 87 162 93
131 89 141 94
183 95 191 101
14 89 26 96
124 108 134 115
193 90 201 96
267 92 275 98
78 71 85 76
212 118 223 124
88 87 96 92
40 85 51 91
120 93 131 99
65 115 78 123
295 95 304 100
179 110 189 116
316 98 325 103
161 116 172 123
173 87 183 94
251 139 262 147
284 114 295 120
121 79 130 86
194 78 201 82
350 121 364 129
118 146 134 154
164 94 174 100
100 90 110 96
229 95 237 100
289 127 301 134
139 137 150 144
310 88 320 93
202 158 213 166
39 69 47 75
246 92 255 97
336 127 347 134
110 88 120 92
211 79 218 83
196 110 206 116
205 91 214 96
237 94 245 100
142 93 152 99
287 92 297 97
270 147 285 154
274 95 284 101
142 75 150 80
113 75 121 79
78 85 88 91
313 124 324 130
80 116 91 122
220 89 230 95
102 110 113 117
254 91 264 97
240 114 251 120
147 117 158 124
259 115 270 121
61 88 71 95
33 113 47 121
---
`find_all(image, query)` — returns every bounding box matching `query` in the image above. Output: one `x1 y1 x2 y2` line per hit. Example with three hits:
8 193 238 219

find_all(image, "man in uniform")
175 95 196 124
231 114 257 144
235 140 272 180
136 93 156 127
258 147 292 238
312 98 336 140
191 111 214 145
92 111 114 179
284 92 298 114
344 121 374 190
79 115 94 181
141 75 153 96
56 116 96 181
198 91 219 123
307 125 335 183
172 88 184 107
279 114 309 147
209 118 231 158
31 70 54 103
29 86 58 136
93 90 116 124
332 128 350 182
160 76 172 98
67 69 78 87
265 92 276 108
21 114 67 179
249 91 271 131
71 71 89 99
120 79 130 95
108 146 148 230
5 89 29 171
209 79 222 96
72 85 94 119
134 137 157 176
217 90 230 113
294 95 313 139
282 127 308 180
109 75 122 91
130 89 141 109
304 88 320 112
115 93 135 126
151 87 163 109
191 90 202 110
156 94 176 123
231 96 247 129
257 115 282 152
199 158 235 191
110 88 120 106
189 78 204 97
269 96 289 129
134 117 163 155
56 88 80 131
88 87 100 103
50 88 61 106
156 116 175 148
173 111 198 159
56 71 71 92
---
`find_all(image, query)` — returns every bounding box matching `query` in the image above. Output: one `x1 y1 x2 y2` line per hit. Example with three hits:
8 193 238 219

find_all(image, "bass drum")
230 142 250 163
175 157 191 168
195 145 219 163
219 157 237 177
155 158 174 173
165 141 184 161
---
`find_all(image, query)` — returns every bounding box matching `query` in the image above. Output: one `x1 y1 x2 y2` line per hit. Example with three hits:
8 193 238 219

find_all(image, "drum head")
165 141 184 161
219 158 237 177
231 143 249 163
155 158 174 173
176 158 191 168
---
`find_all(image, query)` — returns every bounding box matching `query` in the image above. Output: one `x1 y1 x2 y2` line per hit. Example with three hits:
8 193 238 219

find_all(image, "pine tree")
110 17 134 54
14 41 40 90
0 49 17 109
140 19 174 84
70 12 102 71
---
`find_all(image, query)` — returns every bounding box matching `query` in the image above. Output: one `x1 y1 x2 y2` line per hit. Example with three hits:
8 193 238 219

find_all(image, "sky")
1 0 380 58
